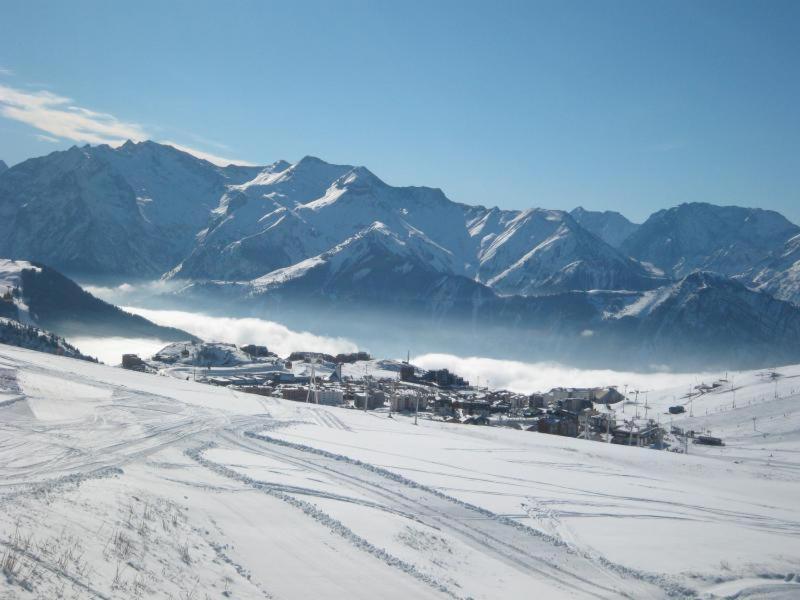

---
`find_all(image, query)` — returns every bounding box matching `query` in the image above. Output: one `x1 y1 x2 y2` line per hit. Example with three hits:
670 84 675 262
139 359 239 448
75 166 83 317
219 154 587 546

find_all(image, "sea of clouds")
74 285 714 392
412 353 714 395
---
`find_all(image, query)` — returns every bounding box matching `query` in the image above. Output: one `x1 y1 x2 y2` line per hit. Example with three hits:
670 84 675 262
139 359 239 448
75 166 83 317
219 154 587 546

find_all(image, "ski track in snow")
215 430 683 599
1 344 800 598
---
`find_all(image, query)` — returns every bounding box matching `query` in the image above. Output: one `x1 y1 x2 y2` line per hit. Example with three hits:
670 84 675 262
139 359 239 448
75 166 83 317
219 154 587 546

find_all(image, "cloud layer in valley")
124 307 358 358
412 353 716 394
67 336 170 366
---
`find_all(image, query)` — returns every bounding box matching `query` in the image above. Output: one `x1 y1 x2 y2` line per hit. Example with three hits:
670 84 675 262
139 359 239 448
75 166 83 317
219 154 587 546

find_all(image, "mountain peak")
569 206 639 247
335 165 385 190
0 159 9 174
622 202 800 278
268 159 292 172
287 155 353 177
295 155 329 167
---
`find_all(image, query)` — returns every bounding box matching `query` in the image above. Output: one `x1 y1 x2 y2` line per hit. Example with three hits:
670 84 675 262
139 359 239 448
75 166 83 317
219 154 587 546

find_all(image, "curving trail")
3 344 799 599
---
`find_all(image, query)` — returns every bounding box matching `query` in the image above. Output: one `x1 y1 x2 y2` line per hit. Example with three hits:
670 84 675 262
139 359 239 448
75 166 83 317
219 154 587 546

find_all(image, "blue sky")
0 0 798 223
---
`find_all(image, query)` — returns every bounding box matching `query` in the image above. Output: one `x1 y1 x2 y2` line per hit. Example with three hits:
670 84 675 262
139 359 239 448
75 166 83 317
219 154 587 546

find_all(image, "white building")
318 388 344 406
391 389 420 412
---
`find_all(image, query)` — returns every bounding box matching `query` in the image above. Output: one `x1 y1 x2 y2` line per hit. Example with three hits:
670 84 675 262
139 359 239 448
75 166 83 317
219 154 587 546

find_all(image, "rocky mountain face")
0 160 8 175
569 207 640 248
0 142 259 276
620 203 800 278
467 207 664 295
747 234 800 306
0 142 660 297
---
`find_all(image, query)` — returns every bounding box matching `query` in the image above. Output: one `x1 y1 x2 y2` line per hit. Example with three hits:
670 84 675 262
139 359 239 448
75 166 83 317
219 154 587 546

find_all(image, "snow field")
1 343 800 598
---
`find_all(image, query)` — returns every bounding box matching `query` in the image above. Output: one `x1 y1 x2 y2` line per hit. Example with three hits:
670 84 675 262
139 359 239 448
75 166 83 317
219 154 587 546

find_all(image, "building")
694 435 724 446
546 387 624 405
121 354 146 371
391 390 420 412
592 388 625 405
327 364 343 383
399 364 416 382
528 394 546 409
536 411 579 437
236 385 276 397
279 386 311 402
559 397 594 413
611 421 662 446
241 344 270 358
335 351 371 363
354 390 385 410
266 372 308 384
318 388 344 406
423 369 467 388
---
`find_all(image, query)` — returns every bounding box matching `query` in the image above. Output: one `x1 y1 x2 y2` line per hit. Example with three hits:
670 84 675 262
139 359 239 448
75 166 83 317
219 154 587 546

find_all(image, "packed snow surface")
1 343 799 599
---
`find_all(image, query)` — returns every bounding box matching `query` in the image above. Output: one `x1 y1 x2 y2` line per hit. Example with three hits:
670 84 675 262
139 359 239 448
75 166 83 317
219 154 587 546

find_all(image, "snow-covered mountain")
621 202 800 278
569 206 639 247
0 142 664 298
747 232 800 305
5 142 800 369
170 157 474 281
0 141 259 276
467 207 664 296
250 221 456 299
600 271 800 368
0 258 194 341
182 255 800 370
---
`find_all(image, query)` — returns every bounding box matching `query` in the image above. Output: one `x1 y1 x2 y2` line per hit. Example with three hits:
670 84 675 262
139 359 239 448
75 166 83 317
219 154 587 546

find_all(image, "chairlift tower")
305 355 318 404
364 363 369 412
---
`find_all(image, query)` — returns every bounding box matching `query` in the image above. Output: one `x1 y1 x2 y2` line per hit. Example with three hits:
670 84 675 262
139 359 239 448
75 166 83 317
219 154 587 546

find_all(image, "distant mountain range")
2 141 800 369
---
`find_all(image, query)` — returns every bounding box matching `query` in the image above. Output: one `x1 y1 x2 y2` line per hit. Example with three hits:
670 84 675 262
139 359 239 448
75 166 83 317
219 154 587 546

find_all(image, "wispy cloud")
0 84 146 145
35 133 60 143
0 82 254 166
161 140 256 167
0 67 13 76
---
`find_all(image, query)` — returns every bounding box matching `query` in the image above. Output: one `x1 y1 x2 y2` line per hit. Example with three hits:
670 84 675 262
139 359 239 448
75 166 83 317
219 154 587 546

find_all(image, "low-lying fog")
71 306 716 395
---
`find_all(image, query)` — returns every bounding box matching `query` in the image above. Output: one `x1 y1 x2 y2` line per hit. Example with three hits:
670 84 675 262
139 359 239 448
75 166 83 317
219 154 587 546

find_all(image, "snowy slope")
472 208 663 295
748 233 800 305
1 142 671 297
250 222 456 296
0 258 193 342
2 344 798 599
171 160 473 281
596 271 800 369
621 202 800 279
0 142 261 276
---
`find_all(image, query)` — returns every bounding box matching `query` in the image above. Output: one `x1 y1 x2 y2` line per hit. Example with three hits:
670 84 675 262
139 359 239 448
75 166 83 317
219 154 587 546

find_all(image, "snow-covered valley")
1 343 798 599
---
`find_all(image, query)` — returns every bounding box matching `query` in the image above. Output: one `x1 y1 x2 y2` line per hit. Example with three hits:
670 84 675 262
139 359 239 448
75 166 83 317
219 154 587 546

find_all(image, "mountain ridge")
4 141 800 370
